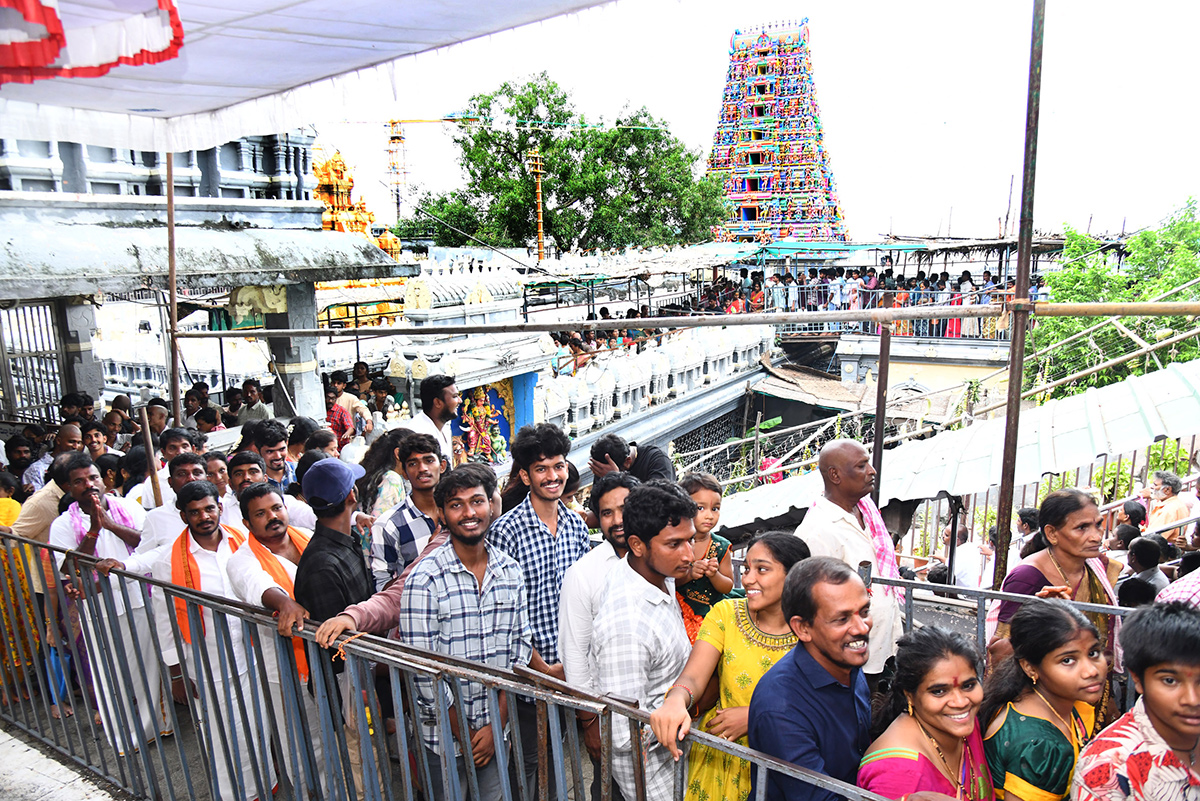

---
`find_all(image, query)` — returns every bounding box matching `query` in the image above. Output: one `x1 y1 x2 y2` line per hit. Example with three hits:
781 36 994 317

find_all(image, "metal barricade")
859 568 1139 713
0 531 888 801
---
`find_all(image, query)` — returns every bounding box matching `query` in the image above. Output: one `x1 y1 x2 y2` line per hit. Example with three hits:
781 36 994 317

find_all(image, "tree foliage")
1026 200 1200 399
394 73 724 252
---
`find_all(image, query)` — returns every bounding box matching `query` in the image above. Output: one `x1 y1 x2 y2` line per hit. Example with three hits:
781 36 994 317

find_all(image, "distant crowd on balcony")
709 263 1050 339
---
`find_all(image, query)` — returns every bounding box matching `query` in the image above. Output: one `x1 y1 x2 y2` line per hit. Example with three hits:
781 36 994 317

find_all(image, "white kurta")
151 530 275 801
794 495 903 674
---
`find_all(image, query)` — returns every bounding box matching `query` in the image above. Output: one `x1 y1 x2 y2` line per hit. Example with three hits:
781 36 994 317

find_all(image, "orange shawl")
246 526 311 680
170 525 246 644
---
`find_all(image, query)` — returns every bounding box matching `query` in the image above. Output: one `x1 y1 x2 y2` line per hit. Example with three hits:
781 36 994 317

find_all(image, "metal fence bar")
2 531 907 801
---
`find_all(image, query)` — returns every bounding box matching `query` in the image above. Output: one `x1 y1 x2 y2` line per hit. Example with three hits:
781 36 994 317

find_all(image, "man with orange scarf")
150 481 275 801
226 482 325 799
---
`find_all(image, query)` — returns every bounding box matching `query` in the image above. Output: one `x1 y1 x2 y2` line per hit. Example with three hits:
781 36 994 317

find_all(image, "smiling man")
254 421 295 492
399 466 532 801
591 479 696 801
747 557 873 801
794 439 902 685
1073 601 1200 801
489 422 592 796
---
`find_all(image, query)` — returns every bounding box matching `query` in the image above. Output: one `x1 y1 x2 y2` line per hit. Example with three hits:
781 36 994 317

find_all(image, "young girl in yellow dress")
651 532 811 801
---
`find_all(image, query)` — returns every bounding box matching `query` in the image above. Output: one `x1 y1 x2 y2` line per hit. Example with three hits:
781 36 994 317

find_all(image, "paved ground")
0 725 127 801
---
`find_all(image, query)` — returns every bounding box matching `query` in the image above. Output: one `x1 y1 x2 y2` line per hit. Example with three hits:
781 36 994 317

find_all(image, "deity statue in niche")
452 383 513 464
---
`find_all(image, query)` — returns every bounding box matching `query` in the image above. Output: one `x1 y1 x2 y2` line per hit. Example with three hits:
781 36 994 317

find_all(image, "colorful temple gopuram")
707 20 848 243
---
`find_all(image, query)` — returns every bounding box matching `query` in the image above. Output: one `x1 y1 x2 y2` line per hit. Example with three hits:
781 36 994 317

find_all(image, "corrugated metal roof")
718 358 1200 533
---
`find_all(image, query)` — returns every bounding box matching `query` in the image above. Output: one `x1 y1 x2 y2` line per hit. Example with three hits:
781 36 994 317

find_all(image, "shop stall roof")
719 358 1200 535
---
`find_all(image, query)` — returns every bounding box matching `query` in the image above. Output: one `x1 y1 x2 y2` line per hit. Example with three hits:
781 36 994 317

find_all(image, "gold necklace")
913 714 963 790
1033 688 1080 748
1047 547 1077 589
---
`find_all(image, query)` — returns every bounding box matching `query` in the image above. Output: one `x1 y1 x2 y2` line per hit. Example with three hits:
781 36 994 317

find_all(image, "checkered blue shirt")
398 539 532 753
488 494 590 665
369 495 434 591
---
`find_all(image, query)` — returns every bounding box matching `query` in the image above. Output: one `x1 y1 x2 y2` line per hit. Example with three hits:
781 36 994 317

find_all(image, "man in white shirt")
150 481 275 801
592 480 696 801
49 453 164 754
404 374 460 458
793 439 903 686
225 482 324 799
558 472 640 801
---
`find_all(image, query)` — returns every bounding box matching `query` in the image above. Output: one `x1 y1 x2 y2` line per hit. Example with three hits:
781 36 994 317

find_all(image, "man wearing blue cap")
293 457 374 800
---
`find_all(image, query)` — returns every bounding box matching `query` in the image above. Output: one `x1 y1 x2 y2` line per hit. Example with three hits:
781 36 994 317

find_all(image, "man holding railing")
150 480 275 801
592 480 697 801
400 466 532 801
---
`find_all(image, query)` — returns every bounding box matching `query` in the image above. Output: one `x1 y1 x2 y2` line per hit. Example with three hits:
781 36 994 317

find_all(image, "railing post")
994 0 1047 587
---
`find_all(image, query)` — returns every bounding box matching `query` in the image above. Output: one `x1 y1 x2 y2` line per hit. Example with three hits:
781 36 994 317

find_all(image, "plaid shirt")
267 460 296 494
399 539 531 753
592 559 690 801
488 494 590 664
1157 567 1200 606
294 522 373 675
369 495 435 591
325 404 353 445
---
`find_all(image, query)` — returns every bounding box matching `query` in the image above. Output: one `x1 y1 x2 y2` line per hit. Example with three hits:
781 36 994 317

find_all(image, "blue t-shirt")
747 645 870 801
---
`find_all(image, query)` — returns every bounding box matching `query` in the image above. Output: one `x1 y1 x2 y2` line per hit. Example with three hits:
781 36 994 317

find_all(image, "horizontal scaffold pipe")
174 301 1200 340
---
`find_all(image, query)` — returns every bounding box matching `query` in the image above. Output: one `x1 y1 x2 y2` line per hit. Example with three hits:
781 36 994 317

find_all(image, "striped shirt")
593 559 690 801
399 538 532 753
488 494 590 665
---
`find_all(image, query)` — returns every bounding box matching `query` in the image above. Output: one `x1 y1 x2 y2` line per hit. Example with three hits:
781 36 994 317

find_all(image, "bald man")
23 424 83 492
793 439 903 683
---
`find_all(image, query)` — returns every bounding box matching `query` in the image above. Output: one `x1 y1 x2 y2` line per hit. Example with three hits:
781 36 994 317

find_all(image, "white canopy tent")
0 0 615 152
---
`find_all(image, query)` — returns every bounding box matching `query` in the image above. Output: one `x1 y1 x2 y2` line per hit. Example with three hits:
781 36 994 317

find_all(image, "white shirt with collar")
48 495 148 612
558 540 624 696
123 502 188 575
139 466 175 510
150 529 246 672
403 411 452 461
794 494 903 674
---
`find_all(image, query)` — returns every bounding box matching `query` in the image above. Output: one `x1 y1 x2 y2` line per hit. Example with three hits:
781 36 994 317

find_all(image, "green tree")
392 191 485 248
395 73 723 251
1026 201 1200 399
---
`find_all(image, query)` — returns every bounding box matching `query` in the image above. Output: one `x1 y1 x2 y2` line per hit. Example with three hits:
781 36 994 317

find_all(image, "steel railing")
0 530 892 801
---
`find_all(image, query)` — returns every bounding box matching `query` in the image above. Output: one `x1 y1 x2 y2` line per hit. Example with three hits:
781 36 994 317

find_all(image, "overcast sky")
311 0 1199 242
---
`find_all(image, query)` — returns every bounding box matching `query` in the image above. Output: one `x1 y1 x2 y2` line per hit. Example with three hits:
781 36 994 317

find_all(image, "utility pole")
527 149 545 261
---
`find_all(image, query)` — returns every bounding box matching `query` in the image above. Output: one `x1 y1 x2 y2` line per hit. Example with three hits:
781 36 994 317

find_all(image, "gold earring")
1031 675 1038 686
907 700 914 717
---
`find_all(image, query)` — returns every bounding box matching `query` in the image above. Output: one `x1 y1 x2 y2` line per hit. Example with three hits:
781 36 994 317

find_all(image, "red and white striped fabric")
0 0 182 85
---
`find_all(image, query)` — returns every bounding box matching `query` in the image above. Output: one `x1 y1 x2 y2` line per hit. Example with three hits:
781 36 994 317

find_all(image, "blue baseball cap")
302 458 365 511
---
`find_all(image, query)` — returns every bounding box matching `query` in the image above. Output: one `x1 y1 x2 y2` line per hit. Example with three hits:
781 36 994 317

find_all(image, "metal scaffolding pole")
166 155 182 425
992 0 1046 588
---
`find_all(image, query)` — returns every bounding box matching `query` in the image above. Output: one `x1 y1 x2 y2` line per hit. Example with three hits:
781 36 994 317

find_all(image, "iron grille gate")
0 302 64 422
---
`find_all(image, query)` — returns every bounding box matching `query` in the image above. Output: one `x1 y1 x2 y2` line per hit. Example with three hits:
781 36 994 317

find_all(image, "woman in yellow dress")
651 532 811 801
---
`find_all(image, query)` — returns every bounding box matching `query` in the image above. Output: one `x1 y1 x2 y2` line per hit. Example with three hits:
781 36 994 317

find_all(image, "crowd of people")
702 265 1051 339
1 381 1199 801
